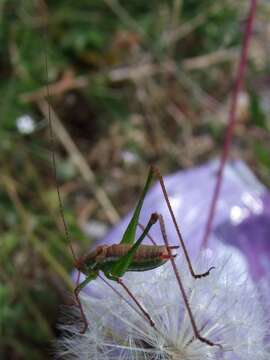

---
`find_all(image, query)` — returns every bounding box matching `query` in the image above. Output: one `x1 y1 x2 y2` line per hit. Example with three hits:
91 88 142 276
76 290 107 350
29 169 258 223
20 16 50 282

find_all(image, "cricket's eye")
74 257 84 271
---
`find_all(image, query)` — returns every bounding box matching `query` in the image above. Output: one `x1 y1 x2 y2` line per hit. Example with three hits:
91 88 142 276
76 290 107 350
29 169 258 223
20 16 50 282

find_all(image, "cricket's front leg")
74 272 98 333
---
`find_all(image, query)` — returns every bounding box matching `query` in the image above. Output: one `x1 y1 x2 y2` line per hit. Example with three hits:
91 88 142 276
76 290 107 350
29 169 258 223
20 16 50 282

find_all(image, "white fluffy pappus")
56 244 270 359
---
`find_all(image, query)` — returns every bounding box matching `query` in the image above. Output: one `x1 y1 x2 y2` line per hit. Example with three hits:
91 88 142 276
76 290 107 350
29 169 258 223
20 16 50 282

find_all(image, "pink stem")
202 0 258 248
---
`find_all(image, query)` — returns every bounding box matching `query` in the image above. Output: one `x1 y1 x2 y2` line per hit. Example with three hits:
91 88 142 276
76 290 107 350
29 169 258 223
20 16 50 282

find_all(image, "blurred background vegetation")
0 0 269 358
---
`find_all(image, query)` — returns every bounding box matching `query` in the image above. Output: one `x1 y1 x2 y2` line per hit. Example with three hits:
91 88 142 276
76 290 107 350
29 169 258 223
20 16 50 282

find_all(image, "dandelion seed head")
57 244 270 359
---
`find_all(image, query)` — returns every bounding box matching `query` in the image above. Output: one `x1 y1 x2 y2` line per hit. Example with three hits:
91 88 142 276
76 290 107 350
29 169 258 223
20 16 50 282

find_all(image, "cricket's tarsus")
194 265 215 278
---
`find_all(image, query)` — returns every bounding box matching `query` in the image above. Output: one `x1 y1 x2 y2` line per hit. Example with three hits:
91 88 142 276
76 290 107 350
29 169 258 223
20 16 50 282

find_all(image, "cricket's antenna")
43 26 77 261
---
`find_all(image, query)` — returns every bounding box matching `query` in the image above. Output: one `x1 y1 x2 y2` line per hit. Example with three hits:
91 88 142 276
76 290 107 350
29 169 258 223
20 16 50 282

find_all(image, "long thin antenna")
43 27 77 261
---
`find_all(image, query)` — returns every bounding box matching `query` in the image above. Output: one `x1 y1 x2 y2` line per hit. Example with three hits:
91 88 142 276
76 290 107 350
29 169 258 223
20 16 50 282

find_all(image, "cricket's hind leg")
156 213 222 349
150 165 215 279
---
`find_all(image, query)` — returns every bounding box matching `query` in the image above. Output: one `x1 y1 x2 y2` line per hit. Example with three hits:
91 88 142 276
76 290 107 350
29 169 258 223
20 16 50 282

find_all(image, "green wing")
120 168 154 245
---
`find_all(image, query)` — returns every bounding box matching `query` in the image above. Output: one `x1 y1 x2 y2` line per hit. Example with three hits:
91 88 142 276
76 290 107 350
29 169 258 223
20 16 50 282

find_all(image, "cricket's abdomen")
77 244 174 275
102 244 169 272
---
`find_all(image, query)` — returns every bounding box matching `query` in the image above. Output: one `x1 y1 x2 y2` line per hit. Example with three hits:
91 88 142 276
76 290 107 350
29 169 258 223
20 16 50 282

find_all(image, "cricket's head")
74 251 98 275
74 256 88 274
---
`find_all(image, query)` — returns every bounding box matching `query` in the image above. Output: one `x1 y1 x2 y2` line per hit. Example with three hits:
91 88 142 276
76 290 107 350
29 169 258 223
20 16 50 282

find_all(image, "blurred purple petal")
216 192 270 280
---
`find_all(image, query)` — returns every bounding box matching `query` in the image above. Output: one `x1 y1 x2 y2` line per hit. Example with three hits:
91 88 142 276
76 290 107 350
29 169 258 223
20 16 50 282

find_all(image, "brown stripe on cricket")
41 19 219 347
75 243 179 274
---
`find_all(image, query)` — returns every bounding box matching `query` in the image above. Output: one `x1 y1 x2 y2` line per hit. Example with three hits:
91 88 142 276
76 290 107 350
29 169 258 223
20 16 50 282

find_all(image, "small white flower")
121 151 139 165
16 114 36 134
57 245 270 359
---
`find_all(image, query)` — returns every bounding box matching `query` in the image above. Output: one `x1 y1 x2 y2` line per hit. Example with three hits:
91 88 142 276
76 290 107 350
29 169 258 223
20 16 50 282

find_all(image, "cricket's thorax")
77 244 172 274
